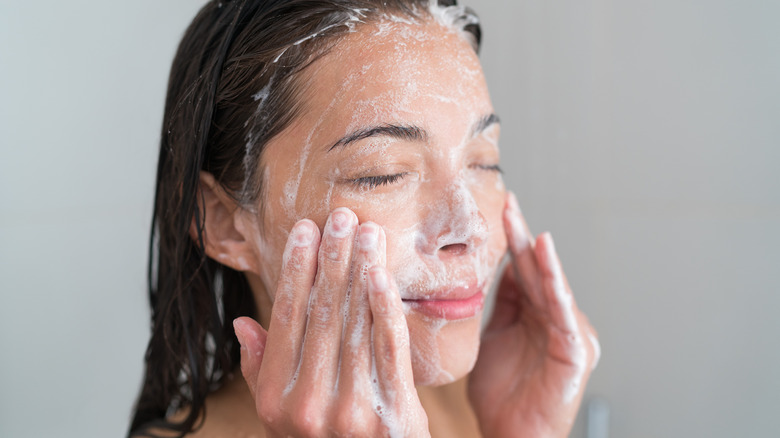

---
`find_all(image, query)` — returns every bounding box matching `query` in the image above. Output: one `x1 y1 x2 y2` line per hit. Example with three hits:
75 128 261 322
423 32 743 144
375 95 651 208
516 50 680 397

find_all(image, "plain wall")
1 1 778 436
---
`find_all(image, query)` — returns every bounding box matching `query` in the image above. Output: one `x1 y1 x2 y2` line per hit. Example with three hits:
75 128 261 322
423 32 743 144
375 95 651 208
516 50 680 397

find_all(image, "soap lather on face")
246 15 506 386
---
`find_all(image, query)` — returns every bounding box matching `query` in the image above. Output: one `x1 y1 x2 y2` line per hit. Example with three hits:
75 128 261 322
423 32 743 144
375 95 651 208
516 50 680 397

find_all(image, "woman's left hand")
468 192 601 438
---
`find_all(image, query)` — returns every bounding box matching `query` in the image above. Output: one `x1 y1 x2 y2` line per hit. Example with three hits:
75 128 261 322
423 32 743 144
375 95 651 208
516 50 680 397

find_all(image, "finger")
261 219 320 384
339 222 384 394
503 191 544 308
574 308 601 371
535 232 578 335
535 233 596 406
234 317 268 398
299 208 358 384
588 328 601 371
367 266 415 396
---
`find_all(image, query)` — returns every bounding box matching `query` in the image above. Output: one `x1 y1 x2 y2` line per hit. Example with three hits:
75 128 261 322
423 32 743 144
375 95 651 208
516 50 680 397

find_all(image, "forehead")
293 19 491 141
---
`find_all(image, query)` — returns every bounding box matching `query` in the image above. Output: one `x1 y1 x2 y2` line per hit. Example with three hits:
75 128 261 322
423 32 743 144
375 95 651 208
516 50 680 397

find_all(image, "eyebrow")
327 113 500 152
328 124 427 151
473 113 501 137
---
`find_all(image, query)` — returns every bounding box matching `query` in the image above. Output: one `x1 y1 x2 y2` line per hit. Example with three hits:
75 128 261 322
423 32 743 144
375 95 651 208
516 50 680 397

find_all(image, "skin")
195 17 599 438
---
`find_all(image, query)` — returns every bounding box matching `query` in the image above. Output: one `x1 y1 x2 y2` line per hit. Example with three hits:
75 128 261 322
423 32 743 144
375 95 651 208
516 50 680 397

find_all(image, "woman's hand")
233 208 430 438
468 192 601 438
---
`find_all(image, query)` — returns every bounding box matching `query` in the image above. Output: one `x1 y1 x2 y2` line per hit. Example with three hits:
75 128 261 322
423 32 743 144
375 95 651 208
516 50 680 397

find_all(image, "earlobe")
191 171 260 273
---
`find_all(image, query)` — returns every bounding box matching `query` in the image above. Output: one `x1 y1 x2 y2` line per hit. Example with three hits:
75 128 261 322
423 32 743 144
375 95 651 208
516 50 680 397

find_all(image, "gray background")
1 0 778 437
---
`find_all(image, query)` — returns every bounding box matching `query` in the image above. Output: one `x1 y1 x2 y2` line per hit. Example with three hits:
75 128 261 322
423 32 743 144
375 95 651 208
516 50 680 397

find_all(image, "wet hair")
128 0 481 436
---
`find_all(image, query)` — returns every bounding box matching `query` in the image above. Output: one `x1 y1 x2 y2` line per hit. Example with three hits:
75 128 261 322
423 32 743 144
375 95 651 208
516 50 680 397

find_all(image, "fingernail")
506 193 530 249
544 232 556 255
507 191 521 213
589 332 601 370
233 318 248 349
359 223 378 249
291 220 316 246
327 208 355 238
543 233 559 270
543 233 566 291
368 266 389 292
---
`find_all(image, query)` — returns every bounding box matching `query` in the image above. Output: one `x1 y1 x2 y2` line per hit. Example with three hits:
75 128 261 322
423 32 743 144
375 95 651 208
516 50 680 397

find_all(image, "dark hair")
128 0 481 436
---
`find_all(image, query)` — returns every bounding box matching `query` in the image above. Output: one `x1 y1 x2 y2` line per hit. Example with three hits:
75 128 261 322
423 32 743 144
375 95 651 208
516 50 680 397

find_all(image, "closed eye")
470 164 503 173
350 172 408 189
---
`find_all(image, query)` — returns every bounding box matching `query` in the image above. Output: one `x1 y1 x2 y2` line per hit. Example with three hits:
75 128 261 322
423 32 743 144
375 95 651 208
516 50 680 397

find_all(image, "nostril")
438 243 469 255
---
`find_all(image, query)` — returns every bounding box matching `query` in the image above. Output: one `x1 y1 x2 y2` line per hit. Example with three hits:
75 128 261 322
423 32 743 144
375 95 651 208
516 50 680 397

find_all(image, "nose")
435 208 489 256
417 182 489 257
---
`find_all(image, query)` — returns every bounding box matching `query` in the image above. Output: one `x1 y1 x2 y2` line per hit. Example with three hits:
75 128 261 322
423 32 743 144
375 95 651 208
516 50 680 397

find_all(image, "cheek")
250 174 329 300
249 222 286 301
482 193 508 255
467 172 507 255
326 177 508 291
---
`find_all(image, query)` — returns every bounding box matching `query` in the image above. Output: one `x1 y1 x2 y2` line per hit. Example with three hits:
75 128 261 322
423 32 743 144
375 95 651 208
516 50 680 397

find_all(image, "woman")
129 0 600 436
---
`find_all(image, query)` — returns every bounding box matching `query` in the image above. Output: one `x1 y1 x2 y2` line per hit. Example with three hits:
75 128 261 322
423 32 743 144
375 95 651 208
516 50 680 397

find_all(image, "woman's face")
246 19 507 385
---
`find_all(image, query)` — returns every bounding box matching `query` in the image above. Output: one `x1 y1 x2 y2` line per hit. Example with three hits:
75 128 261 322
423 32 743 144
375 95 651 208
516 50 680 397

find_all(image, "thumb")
233 317 268 397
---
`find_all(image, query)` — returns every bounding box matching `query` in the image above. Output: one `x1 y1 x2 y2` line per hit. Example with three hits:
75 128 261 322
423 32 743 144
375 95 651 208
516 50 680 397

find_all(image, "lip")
402 287 485 320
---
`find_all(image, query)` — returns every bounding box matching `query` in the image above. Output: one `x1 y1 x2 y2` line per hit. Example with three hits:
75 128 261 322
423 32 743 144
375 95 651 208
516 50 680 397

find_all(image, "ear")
191 171 260 273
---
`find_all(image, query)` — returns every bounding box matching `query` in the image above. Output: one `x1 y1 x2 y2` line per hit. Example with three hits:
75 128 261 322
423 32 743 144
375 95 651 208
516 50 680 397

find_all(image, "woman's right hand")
233 208 430 438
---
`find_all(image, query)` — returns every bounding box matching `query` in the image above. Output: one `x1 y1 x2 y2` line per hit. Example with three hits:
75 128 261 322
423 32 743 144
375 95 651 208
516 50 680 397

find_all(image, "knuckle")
255 395 284 429
271 290 306 325
292 397 326 436
320 236 352 263
284 244 314 271
271 291 295 320
378 337 400 364
378 322 409 360
333 401 370 435
309 297 334 324
314 256 350 290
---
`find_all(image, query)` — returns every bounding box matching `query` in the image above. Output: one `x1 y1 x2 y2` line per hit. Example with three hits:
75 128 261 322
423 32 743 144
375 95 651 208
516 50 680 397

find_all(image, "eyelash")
349 164 501 189
350 173 408 189
471 163 503 173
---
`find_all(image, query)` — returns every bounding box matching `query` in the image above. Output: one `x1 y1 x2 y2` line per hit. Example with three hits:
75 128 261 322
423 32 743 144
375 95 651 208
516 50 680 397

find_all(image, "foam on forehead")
248 0 479 119
272 15 487 216
241 0 479 210
311 18 484 135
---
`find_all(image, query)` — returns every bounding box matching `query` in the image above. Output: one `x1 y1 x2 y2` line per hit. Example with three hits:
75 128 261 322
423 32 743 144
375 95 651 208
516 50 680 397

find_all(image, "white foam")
271 10 370 63
252 76 274 102
589 332 601 371
250 14 500 390
370 353 405 438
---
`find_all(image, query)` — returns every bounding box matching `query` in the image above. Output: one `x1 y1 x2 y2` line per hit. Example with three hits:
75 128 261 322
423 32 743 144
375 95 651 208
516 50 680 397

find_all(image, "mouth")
402 284 485 320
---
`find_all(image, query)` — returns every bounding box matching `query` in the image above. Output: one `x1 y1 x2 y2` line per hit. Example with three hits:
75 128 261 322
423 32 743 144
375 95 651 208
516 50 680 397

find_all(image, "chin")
408 310 484 386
